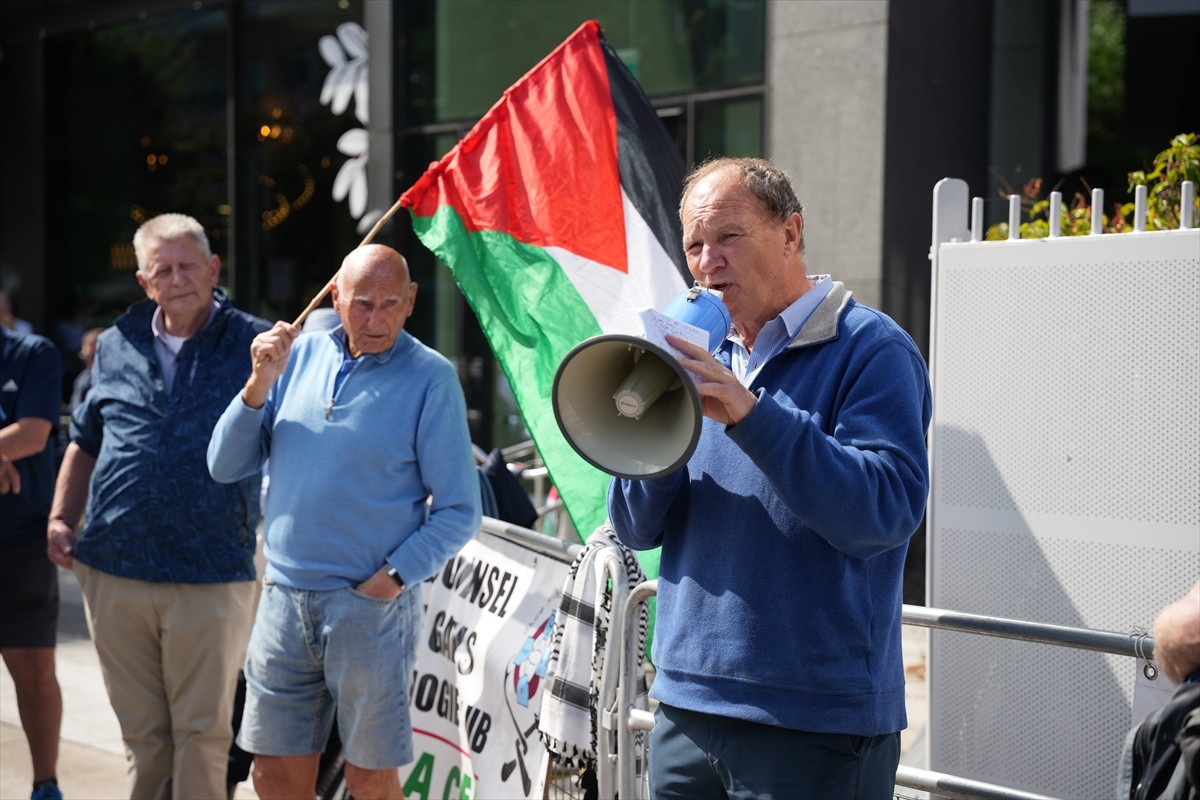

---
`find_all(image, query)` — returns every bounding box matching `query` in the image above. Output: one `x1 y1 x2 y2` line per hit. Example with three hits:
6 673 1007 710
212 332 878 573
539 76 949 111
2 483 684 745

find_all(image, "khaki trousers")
75 561 256 800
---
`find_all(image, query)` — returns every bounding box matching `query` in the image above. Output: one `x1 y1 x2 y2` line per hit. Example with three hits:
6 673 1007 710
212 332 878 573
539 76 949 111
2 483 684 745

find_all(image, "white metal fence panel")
927 179 1200 799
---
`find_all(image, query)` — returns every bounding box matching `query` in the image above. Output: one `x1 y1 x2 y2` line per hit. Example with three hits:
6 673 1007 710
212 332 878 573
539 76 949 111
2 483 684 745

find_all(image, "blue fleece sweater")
608 283 931 736
207 328 482 590
70 290 269 583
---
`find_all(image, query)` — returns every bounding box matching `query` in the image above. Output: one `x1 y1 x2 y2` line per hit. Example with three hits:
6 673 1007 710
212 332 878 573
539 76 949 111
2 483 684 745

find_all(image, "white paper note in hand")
637 307 709 385
637 307 709 357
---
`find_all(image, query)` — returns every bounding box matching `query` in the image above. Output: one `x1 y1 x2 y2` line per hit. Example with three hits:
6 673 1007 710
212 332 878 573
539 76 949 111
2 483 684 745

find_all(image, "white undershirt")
151 301 219 393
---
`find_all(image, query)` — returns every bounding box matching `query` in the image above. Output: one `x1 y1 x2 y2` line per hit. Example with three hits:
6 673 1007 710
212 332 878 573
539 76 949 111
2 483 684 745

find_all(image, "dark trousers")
649 703 900 800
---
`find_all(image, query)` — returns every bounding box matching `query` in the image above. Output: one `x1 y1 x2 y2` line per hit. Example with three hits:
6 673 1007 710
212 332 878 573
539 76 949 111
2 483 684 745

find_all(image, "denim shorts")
237 579 422 770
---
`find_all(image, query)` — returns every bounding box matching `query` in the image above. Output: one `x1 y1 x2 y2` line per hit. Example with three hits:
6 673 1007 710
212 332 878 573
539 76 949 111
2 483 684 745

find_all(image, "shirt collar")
151 300 219 353
729 274 832 348
778 275 832 339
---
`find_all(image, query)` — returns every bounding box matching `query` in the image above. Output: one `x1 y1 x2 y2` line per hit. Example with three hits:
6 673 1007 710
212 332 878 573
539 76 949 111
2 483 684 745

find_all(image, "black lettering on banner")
439 558 458 589
413 672 438 713
457 632 476 675
489 571 517 618
427 611 478 675
437 679 460 725
410 672 462 725
464 705 491 753
440 555 522 619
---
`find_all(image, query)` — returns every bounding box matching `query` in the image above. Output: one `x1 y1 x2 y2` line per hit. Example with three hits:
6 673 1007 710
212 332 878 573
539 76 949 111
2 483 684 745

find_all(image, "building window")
44 6 230 328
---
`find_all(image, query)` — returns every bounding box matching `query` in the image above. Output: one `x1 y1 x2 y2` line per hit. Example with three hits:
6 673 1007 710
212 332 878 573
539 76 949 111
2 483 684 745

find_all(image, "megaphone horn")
552 285 730 480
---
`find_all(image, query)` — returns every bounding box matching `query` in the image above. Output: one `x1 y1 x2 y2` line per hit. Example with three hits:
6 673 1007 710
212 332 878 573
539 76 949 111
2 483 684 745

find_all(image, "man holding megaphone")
607 158 932 799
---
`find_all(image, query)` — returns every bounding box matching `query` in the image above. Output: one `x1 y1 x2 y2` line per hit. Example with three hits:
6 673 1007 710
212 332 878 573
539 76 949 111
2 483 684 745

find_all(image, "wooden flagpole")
288 194 407 328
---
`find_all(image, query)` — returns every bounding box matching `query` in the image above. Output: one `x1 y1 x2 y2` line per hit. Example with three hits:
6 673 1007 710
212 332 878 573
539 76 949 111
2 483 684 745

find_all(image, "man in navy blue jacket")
609 158 932 799
48 213 269 800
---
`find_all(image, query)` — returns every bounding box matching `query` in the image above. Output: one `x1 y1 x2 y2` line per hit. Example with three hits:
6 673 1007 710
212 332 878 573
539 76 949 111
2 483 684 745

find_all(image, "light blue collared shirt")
730 275 832 385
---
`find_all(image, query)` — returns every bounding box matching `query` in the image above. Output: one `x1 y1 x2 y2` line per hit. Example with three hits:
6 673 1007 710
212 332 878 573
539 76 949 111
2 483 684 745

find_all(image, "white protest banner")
401 528 571 800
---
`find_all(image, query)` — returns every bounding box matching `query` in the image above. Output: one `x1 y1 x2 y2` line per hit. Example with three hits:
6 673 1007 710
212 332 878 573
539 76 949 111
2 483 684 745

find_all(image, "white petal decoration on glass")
333 128 369 218
356 208 383 235
336 22 367 60
318 21 376 222
318 32 346 63
318 22 369 122
336 128 368 159
354 72 369 126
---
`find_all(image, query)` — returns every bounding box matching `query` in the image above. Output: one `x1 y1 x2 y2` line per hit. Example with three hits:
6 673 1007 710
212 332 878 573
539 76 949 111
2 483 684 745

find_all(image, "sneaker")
31 781 63 800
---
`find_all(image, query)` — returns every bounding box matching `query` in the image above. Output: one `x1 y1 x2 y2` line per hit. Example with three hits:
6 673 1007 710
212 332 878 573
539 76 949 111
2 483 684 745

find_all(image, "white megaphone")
552 284 731 479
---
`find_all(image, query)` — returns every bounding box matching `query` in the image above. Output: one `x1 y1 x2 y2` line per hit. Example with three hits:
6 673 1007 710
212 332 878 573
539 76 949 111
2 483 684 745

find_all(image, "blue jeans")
237 579 421 770
649 703 900 800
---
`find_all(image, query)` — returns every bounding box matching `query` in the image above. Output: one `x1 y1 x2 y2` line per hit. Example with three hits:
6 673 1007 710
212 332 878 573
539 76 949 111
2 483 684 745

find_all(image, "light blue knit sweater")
208 328 481 590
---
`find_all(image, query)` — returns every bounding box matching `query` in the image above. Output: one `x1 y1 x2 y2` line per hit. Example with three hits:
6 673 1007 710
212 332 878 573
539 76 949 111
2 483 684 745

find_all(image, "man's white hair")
132 213 212 273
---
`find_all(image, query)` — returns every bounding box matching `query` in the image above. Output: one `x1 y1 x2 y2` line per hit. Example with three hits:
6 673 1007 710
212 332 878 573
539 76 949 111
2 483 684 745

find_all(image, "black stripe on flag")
601 34 691 286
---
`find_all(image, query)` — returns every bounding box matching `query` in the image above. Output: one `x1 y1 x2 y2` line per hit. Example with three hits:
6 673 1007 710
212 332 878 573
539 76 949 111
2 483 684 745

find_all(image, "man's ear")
784 212 803 255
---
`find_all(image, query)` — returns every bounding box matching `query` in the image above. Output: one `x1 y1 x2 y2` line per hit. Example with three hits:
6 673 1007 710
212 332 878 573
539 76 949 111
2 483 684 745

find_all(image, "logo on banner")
499 609 557 794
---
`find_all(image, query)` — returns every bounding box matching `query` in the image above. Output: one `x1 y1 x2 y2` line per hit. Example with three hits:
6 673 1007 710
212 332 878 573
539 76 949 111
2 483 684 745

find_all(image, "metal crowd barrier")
607 579 1159 800
481 514 1160 799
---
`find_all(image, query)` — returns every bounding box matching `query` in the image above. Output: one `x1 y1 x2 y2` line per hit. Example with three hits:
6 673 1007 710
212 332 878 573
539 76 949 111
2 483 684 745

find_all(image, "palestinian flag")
400 20 689 550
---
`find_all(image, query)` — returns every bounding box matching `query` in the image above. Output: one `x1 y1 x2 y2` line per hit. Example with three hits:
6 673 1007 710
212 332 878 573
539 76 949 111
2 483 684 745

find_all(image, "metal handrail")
894 765 1056 800
594 552 630 800
615 579 659 799
478 515 580 562
902 604 1155 660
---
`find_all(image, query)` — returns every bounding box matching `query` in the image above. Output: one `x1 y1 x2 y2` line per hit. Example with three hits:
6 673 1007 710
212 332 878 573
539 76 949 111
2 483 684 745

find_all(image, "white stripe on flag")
547 189 688 337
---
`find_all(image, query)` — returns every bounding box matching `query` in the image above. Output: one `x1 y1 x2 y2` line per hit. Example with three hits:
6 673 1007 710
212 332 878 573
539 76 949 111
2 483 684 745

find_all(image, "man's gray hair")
132 214 211 273
680 157 805 250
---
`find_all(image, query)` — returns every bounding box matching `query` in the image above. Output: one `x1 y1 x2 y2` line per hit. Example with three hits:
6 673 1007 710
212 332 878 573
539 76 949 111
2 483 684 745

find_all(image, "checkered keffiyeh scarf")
537 524 648 768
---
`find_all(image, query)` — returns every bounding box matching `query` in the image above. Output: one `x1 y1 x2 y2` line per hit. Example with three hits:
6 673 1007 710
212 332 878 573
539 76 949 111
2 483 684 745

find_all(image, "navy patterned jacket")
70 288 270 583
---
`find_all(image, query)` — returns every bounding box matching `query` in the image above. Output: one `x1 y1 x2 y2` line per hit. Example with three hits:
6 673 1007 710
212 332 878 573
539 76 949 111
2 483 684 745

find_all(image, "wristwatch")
386 566 405 591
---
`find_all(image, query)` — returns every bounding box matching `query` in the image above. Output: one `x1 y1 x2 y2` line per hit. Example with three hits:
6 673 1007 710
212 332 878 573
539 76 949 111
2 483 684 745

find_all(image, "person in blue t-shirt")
608 158 932 800
1 326 65 800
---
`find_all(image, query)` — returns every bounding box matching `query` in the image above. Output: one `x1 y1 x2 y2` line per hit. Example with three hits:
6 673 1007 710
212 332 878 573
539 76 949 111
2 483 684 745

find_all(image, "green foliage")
986 133 1200 240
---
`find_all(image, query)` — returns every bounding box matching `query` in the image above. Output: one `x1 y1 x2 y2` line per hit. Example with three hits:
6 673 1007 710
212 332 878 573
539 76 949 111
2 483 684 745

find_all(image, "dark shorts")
0 543 60 649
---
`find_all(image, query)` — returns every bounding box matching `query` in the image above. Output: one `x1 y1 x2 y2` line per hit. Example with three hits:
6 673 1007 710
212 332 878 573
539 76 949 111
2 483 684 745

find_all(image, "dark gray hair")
132 213 212 273
681 156 805 227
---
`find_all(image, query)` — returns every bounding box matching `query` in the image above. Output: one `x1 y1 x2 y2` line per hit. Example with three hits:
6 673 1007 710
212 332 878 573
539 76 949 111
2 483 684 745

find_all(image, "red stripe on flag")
400 20 627 274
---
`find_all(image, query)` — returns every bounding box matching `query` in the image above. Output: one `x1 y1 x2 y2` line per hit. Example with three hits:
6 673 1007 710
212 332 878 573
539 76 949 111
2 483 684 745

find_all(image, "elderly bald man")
209 244 482 800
